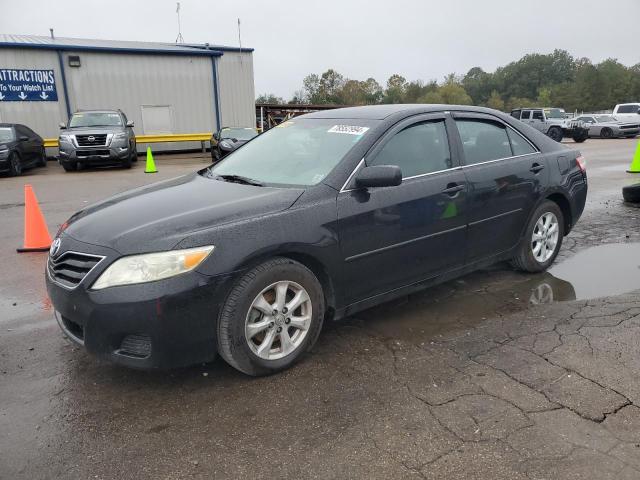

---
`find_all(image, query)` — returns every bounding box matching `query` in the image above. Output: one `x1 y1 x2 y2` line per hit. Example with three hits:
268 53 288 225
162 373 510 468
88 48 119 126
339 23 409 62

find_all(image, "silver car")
574 114 640 139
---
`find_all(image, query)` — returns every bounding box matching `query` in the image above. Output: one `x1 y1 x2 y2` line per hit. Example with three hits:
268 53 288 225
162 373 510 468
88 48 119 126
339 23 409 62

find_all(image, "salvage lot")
2 140 640 479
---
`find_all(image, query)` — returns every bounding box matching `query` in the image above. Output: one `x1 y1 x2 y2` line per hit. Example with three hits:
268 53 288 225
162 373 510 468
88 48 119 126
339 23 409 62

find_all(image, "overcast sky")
2 0 639 99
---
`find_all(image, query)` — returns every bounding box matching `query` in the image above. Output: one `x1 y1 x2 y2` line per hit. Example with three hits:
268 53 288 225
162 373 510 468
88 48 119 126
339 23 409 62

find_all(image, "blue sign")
0 69 58 102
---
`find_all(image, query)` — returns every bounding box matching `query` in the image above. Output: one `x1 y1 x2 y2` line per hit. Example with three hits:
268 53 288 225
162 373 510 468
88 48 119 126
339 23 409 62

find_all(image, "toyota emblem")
50 238 61 257
87 135 95 142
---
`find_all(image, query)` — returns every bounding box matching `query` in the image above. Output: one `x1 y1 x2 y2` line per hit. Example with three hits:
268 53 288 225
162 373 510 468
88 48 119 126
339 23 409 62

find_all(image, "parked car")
0 123 47 176
612 103 640 122
574 114 640 138
211 127 258 161
511 108 589 143
58 110 136 172
46 105 587 375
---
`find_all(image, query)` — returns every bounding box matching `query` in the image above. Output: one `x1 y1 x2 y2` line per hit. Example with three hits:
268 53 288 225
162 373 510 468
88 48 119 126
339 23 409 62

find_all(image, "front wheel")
572 130 588 143
511 201 564 273
38 147 47 167
9 153 22 176
217 257 325 376
61 161 77 172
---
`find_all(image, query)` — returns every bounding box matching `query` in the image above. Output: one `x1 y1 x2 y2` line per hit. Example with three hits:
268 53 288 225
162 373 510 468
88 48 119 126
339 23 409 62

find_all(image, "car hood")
65 126 126 135
63 172 304 254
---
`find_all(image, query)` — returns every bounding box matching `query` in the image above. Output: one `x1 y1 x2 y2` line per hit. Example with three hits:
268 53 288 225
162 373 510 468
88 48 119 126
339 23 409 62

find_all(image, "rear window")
616 105 639 114
456 120 512 164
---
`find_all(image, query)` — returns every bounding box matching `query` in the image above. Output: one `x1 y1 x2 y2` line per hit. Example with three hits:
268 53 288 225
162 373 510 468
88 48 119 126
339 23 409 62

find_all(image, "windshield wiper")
215 174 264 187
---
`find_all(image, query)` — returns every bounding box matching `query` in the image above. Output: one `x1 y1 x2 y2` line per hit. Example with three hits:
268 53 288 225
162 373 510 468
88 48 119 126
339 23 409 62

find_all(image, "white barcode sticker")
327 125 369 135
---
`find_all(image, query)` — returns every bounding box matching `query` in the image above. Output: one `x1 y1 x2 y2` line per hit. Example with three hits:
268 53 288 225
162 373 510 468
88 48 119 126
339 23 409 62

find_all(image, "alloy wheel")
531 212 559 263
245 280 312 360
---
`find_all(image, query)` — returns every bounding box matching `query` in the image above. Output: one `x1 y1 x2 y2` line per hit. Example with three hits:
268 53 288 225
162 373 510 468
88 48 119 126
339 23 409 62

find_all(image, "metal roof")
0 34 253 56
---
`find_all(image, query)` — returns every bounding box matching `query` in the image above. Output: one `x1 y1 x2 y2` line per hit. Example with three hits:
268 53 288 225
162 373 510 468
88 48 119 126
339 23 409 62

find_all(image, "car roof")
302 104 505 120
73 110 121 114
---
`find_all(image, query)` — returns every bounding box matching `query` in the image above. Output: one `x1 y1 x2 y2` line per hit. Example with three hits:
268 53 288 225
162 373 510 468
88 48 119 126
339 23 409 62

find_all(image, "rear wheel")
9 153 22 176
512 200 564 273
61 161 77 172
547 127 563 142
217 257 325 376
572 130 588 143
623 183 640 204
600 128 613 139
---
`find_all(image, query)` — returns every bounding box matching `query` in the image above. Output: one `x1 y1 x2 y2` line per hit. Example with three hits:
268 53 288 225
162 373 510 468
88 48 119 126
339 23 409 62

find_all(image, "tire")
547 127 563 142
622 183 640 203
8 153 22 176
217 257 325 376
511 200 564 273
61 161 77 172
572 130 588 143
600 128 613 139
121 152 132 169
131 145 138 162
38 147 47 167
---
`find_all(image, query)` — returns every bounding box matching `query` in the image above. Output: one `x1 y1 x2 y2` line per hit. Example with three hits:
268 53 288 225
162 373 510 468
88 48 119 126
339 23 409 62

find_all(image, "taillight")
576 155 586 173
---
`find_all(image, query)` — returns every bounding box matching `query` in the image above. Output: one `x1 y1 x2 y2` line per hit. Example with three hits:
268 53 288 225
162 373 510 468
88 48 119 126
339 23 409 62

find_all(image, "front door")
337 114 468 304
452 113 548 262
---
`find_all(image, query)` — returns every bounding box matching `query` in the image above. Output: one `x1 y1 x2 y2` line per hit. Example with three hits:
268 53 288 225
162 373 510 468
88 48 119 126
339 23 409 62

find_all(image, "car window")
506 127 537 156
510 110 521 119
520 110 531 120
69 112 123 127
0 127 14 142
456 119 512 165
210 118 377 187
617 105 639 114
370 120 451 178
532 111 544 121
220 127 258 141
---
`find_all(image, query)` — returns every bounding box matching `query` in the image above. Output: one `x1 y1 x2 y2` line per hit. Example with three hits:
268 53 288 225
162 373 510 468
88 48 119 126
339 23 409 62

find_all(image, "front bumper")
59 145 130 164
46 238 236 369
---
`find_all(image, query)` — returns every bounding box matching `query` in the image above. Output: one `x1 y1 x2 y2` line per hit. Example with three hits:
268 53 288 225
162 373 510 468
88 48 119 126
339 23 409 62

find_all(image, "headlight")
92 246 214 290
59 134 74 143
219 140 233 149
113 132 127 139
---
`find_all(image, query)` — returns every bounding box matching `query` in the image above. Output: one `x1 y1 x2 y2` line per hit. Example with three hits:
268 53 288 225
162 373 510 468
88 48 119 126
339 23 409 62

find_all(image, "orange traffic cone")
17 184 52 253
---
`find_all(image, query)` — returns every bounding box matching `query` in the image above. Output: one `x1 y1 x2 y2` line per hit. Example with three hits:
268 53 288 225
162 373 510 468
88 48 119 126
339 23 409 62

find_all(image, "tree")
303 73 321 104
383 74 407 103
318 69 345 104
418 91 443 104
256 93 284 104
486 90 505 111
438 76 472 105
536 87 552 107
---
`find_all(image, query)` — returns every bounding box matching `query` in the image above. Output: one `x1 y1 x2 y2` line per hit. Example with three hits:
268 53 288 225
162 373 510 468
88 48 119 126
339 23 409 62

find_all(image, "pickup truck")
612 103 640 123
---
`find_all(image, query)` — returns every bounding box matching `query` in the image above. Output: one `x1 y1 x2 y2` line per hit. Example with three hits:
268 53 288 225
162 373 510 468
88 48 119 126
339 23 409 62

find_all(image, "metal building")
0 34 255 151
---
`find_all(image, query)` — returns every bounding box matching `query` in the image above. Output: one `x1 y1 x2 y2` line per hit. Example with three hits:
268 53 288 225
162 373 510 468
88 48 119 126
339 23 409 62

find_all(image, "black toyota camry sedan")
46 105 587 375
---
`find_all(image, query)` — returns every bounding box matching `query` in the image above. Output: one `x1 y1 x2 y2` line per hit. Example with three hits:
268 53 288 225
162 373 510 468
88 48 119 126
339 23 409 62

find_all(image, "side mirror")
126 120 134 127
355 165 402 189
19 135 29 141
59 122 67 129
213 132 220 141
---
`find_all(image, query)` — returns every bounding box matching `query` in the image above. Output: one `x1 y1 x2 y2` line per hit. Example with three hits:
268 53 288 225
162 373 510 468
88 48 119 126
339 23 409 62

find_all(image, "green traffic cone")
145 146 157 173
627 140 640 173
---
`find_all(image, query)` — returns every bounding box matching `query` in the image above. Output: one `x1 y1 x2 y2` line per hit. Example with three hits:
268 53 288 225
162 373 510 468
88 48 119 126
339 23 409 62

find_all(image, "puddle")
353 243 640 341
550 243 640 300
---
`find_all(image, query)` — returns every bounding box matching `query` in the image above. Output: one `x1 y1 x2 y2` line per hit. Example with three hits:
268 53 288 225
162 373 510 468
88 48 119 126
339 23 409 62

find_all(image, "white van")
613 103 640 121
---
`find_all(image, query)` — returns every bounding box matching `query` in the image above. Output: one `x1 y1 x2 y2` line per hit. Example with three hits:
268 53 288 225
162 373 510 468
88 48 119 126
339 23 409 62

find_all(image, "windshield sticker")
328 125 369 135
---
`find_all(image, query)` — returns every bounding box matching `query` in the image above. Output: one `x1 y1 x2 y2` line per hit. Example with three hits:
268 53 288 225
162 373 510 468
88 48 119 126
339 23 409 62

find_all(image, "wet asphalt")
1 141 640 479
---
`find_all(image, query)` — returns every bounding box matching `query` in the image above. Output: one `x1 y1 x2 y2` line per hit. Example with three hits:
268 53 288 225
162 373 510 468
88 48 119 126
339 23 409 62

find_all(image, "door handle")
530 163 545 173
442 183 465 196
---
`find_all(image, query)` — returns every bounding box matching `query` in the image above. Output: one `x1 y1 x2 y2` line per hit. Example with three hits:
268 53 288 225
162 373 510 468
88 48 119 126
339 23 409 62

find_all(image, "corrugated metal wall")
217 51 256 127
0 48 69 139
62 51 217 135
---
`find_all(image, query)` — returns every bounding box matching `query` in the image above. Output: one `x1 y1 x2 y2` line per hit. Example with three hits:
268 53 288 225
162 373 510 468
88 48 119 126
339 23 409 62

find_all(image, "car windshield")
69 112 122 127
543 108 565 119
0 127 14 142
220 127 257 141
595 115 616 123
207 118 376 187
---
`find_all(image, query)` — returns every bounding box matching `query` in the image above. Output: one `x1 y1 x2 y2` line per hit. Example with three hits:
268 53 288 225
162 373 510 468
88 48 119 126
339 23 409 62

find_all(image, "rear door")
337 113 468 303
15 125 38 163
452 113 547 262
530 110 546 133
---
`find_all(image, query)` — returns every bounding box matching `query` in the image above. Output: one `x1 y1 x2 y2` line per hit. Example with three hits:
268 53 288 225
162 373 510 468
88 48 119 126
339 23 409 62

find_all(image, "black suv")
46 105 587 376
58 110 137 171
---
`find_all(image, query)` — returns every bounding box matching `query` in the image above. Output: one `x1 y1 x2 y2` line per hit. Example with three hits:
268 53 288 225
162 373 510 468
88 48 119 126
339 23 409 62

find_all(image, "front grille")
118 334 152 358
48 251 104 288
620 124 640 130
76 134 108 146
76 149 110 157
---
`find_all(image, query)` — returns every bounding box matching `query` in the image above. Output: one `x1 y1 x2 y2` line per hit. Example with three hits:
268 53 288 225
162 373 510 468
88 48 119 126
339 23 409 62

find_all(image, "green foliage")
289 50 640 112
256 93 285 104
